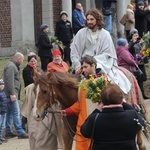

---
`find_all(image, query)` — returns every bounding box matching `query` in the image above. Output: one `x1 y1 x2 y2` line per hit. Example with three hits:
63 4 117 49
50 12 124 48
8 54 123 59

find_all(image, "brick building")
0 0 130 56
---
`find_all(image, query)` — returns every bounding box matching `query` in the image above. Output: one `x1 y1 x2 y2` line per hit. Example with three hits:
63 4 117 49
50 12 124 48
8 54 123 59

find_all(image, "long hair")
85 8 105 29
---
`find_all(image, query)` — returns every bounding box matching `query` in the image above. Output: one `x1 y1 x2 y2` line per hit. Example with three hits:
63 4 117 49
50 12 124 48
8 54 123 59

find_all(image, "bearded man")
71 8 131 95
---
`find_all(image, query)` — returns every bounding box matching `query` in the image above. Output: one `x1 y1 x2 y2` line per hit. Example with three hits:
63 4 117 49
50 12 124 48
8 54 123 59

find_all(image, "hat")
137 1 145 6
52 49 62 56
0 79 4 85
28 52 37 62
117 38 128 46
40 24 48 31
130 28 138 36
60 11 68 17
60 11 68 16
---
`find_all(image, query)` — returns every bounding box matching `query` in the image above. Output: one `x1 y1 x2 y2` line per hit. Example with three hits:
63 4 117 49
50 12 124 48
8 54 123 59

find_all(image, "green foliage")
79 75 108 103
142 32 150 49
50 36 57 43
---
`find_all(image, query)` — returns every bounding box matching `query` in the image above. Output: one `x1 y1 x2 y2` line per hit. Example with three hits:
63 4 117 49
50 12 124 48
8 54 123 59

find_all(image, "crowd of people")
0 1 150 150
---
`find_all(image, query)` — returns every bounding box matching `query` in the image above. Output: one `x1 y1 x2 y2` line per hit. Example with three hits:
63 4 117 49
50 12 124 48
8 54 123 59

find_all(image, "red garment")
47 61 69 72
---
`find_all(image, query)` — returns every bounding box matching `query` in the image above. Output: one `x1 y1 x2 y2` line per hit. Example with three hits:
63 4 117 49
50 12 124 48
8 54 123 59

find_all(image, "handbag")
120 14 127 26
132 65 143 80
89 113 99 150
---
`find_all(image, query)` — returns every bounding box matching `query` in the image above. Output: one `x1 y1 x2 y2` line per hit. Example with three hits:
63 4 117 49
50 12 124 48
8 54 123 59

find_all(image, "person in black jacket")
128 28 150 99
81 83 145 150
135 1 150 37
22 52 38 130
37 24 53 71
55 11 73 66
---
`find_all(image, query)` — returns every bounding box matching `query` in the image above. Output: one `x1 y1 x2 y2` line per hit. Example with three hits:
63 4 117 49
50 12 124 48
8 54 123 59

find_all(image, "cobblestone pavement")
0 100 150 150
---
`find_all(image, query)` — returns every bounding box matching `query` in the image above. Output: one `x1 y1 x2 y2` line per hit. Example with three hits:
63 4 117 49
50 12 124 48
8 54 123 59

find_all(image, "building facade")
0 0 130 56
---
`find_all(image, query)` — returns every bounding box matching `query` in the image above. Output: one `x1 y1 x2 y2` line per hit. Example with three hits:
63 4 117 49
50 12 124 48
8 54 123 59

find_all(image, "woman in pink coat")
116 38 137 73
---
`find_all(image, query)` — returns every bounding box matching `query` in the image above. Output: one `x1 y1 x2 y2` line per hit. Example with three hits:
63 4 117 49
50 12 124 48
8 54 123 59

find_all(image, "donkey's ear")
47 70 53 79
33 68 41 82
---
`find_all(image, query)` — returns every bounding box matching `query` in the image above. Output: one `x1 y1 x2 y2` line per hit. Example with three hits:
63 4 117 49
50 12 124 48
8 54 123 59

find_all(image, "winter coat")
116 46 136 72
0 90 8 114
81 107 144 150
22 65 35 87
37 31 53 57
125 8 135 31
3 60 21 99
128 40 147 81
55 19 73 44
135 8 150 37
47 61 69 72
72 8 85 29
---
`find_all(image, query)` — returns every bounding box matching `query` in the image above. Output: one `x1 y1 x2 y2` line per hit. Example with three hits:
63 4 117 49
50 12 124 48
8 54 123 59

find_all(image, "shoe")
18 133 28 139
5 132 17 138
0 137 8 143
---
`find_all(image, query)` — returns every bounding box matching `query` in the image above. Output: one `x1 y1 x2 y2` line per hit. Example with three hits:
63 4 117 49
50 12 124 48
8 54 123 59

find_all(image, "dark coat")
81 106 144 150
22 65 34 87
135 8 150 37
3 60 21 99
55 19 73 44
128 40 147 81
37 31 53 57
0 90 8 114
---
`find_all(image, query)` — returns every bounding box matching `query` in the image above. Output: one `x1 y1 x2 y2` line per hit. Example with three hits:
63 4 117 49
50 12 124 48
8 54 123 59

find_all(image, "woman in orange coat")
47 49 69 72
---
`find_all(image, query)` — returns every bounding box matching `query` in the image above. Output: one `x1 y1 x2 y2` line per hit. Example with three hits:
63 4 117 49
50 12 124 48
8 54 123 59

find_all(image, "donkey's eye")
42 90 48 94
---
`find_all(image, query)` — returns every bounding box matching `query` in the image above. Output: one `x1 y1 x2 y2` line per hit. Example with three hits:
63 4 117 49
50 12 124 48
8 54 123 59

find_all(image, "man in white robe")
71 8 131 94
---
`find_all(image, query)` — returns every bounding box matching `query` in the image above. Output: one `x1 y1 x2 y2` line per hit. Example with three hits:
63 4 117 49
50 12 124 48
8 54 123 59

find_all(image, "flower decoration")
50 36 64 51
141 32 150 58
79 75 109 103
136 53 143 61
50 36 57 43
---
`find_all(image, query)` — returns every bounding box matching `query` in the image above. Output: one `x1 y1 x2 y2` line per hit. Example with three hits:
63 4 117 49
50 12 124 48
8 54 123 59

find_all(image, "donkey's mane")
47 71 79 89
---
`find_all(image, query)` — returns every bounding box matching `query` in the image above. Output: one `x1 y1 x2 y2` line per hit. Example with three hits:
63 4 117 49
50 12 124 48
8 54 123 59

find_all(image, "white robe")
71 28 131 94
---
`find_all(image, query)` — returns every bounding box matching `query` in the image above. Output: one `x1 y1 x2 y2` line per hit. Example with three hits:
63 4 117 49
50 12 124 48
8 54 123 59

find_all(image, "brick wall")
34 0 42 43
0 0 11 48
53 0 62 32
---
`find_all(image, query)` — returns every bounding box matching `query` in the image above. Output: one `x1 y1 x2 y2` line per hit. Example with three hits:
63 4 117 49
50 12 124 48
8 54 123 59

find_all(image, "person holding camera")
128 28 149 99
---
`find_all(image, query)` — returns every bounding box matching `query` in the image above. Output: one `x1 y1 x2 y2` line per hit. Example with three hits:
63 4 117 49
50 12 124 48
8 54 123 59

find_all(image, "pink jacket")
116 46 136 72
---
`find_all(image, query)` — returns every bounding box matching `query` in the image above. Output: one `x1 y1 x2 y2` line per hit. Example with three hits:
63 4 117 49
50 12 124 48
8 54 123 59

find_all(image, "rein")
38 76 88 142
63 116 88 142
47 109 88 143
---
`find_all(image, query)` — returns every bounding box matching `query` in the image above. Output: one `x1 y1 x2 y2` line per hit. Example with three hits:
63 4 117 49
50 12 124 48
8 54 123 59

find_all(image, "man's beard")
87 23 97 30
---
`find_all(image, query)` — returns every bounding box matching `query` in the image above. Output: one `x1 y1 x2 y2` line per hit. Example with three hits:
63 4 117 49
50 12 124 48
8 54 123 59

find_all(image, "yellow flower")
79 75 109 103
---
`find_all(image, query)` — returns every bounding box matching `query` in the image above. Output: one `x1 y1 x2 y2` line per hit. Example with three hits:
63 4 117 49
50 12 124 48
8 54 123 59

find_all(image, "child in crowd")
0 79 8 144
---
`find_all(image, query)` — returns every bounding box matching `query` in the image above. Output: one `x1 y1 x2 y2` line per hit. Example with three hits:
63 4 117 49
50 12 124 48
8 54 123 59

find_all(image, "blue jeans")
6 98 25 135
0 113 6 137
104 15 112 33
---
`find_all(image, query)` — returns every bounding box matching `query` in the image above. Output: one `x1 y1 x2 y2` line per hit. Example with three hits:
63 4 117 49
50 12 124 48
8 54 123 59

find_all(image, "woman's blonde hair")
127 4 134 9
